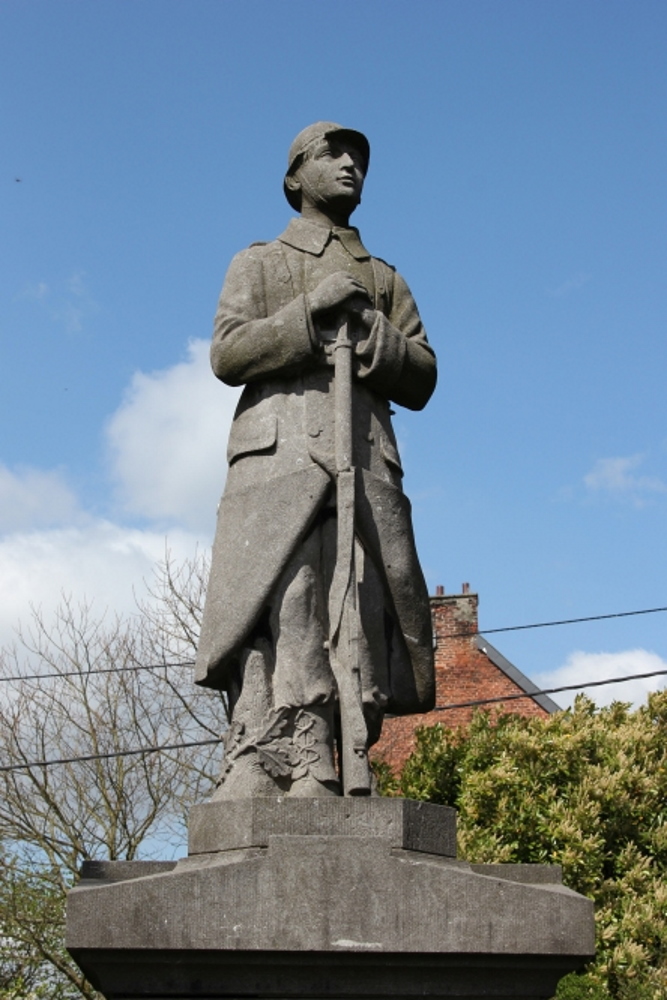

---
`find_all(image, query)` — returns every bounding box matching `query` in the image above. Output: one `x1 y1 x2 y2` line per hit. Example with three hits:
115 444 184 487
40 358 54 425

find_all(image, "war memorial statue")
66 124 595 1000
195 121 437 798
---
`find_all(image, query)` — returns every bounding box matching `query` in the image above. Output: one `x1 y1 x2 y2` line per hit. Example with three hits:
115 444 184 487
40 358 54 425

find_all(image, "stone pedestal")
67 798 594 999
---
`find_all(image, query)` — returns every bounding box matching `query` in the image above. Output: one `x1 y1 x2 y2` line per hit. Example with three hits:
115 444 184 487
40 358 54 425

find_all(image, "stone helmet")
283 121 371 211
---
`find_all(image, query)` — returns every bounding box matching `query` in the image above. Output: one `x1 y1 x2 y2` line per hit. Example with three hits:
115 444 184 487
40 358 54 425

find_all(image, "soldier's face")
296 138 365 212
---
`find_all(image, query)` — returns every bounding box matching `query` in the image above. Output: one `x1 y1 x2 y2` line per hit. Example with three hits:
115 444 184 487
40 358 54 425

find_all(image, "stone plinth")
188 795 458 856
67 798 594 999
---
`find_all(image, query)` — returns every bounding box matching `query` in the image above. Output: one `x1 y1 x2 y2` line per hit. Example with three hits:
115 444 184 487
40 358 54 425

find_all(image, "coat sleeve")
211 246 317 386
354 266 436 411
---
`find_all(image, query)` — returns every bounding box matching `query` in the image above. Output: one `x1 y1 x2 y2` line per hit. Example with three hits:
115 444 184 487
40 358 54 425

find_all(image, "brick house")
372 586 560 775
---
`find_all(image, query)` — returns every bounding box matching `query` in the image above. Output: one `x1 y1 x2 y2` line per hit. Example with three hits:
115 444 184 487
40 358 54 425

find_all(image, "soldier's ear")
284 173 301 196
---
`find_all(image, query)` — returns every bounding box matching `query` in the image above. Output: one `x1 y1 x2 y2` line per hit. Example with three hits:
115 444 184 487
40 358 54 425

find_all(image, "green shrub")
381 692 667 999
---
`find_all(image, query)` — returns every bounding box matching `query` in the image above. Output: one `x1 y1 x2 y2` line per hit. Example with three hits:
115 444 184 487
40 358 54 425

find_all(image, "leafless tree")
135 547 231 726
0 550 224 998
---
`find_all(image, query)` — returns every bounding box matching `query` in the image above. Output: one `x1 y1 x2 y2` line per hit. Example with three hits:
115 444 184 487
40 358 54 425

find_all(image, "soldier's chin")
326 190 361 215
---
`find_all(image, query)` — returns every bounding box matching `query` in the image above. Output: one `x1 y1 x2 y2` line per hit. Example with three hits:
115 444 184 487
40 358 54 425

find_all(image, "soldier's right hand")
307 272 371 317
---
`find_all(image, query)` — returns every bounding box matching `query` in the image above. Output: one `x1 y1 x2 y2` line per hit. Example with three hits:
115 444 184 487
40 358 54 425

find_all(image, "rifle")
327 320 372 795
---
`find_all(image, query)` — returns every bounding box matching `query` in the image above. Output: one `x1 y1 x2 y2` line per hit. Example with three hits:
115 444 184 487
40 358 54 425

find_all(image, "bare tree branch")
0 551 225 997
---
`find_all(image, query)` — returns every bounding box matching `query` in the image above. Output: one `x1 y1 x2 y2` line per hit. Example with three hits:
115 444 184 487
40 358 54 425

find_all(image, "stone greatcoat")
195 217 437 718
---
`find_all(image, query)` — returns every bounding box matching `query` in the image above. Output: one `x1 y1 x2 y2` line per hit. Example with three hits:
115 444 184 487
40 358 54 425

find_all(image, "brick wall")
372 590 550 776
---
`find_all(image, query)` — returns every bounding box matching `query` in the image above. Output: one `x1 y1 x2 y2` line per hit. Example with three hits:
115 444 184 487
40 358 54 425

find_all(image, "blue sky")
1 0 666 706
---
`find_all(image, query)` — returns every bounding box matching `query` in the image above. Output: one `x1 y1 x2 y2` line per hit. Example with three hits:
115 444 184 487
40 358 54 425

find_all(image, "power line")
0 660 194 684
1 667 666 774
1 603 665 686
432 667 667 713
467 604 667 639
0 738 220 774
435 605 667 642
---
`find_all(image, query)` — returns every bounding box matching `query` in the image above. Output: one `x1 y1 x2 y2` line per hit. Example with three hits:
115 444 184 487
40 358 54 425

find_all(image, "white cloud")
0 521 203 651
105 339 241 533
55 270 98 335
0 339 242 649
584 454 667 504
18 270 97 334
534 648 667 709
0 464 84 532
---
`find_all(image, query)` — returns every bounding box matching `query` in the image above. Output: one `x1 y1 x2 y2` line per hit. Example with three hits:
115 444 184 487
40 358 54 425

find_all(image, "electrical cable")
1 604 665 685
432 667 667 713
1 666 666 774
463 604 667 639
0 738 220 773
0 660 194 684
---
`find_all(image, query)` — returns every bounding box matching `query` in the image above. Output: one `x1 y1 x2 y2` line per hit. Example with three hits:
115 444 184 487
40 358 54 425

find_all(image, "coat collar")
277 217 371 260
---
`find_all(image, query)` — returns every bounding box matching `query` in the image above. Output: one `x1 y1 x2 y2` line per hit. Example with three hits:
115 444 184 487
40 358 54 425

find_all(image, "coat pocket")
227 412 278 465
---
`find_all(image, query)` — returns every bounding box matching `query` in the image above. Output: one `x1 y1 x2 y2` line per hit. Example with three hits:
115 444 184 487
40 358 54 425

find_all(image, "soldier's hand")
353 306 376 332
307 272 371 316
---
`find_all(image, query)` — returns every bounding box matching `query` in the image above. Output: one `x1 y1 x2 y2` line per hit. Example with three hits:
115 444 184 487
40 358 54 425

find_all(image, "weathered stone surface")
188 795 457 857
195 122 438 798
78 860 177 885
469 862 564 884
68 834 593 957
65 123 596 999
67 800 594 999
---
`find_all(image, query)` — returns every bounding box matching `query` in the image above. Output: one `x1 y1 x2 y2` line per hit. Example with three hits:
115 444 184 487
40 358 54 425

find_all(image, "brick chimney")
371 586 553 776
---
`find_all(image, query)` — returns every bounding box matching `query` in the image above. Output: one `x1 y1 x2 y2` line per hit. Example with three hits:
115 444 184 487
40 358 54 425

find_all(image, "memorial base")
66 798 595 999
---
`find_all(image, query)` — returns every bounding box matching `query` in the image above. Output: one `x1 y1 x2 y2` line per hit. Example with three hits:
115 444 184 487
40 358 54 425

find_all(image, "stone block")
188 795 457 856
67 799 595 999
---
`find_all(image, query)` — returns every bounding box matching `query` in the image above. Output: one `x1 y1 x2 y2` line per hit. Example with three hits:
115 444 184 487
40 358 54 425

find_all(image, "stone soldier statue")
195 122 437 798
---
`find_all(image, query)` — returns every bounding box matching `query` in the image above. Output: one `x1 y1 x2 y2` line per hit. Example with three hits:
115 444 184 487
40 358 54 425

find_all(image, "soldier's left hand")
351 304 376 332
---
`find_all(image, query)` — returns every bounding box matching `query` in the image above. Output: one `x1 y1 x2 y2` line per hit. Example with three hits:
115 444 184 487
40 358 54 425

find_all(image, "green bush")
379 692 667 1000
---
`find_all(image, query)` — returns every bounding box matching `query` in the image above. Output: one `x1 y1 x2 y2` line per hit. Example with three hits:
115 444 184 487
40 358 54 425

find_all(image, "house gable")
372 588 559 775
